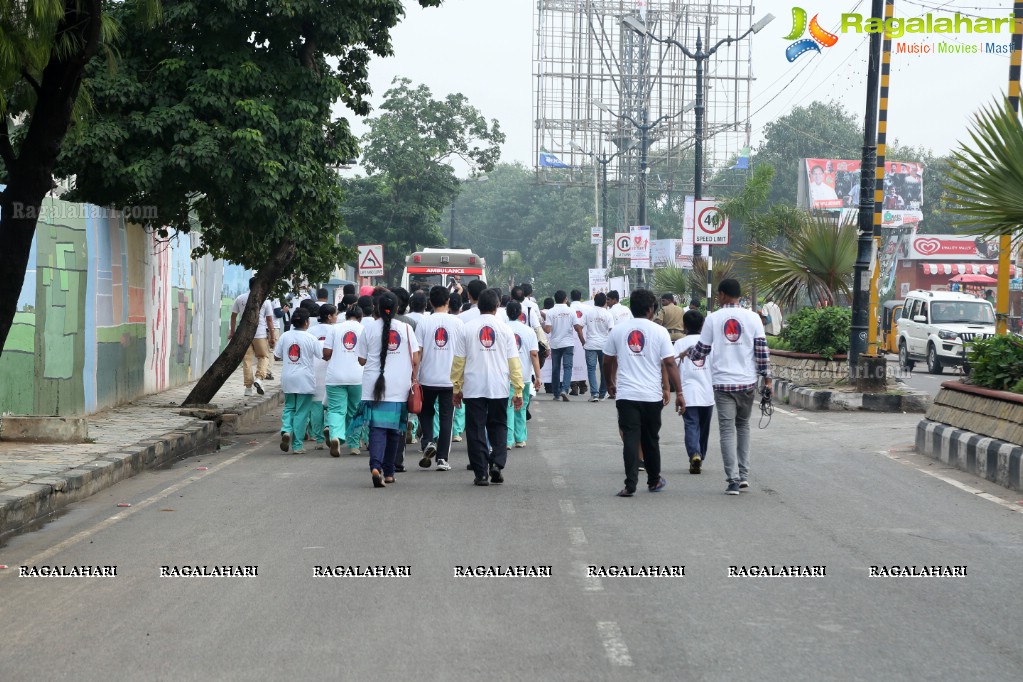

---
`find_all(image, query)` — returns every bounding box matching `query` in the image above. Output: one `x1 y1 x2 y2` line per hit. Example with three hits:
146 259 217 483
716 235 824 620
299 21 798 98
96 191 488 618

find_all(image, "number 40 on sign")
694 200 729 245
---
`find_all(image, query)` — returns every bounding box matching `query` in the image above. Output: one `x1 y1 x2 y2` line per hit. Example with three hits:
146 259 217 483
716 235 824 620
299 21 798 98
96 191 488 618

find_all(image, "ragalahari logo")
785 7 839 62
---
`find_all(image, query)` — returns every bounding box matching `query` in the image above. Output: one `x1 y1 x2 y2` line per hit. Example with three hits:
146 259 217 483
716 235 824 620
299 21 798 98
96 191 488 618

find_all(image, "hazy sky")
347 0 1017 171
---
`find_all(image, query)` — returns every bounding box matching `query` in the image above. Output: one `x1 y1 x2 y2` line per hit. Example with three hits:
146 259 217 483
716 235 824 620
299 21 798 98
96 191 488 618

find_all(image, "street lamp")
592 99 695 286
571 138 636 269
449 174 488 248
623 13 774 304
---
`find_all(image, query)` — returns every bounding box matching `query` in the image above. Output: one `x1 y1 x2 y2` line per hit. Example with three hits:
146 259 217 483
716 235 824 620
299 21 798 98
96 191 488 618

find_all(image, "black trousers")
616 399 663 492
420 386 454 460
464 397 509 478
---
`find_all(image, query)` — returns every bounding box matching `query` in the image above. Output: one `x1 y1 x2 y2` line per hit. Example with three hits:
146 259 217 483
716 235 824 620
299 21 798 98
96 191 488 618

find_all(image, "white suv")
896 290 996 374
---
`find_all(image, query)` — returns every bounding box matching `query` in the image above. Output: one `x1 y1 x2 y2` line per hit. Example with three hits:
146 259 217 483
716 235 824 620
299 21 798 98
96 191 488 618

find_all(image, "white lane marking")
879 449 1023 514
579 562 604 591
559 499 576 515
552 475 567 489
1 440 265 577
596 621 634 667
568 527 587 546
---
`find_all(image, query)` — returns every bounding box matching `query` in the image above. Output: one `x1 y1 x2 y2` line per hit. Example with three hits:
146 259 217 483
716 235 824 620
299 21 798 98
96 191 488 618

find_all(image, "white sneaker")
588 395 598 402
253 379 264 395
514 442 526 448
244 387 253 396
436 459 451 471
452 435 463 442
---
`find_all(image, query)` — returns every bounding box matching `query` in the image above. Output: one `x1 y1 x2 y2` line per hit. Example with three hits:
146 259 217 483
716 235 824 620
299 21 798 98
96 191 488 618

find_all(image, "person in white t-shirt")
505 300 542 448
229 277 277 396
406 289 429 326
323 305 365 458
414 286 465 472
458 279 487 323
684 279 771 496
603 289 685 497
451 289 525 486
543 290 584 401
674 310 714 475
356 292 420 488
569 290 590 396
306 304 338 451
584 292 615 401
607 290 633 325
272 309 322 454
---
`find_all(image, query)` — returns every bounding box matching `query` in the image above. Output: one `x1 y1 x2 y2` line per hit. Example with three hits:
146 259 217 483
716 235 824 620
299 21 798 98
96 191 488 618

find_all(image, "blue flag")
539 152 571 169
729 147 750 170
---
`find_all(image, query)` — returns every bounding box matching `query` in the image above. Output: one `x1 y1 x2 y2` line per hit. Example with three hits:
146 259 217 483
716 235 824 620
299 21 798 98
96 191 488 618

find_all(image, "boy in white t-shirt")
603 290 685 497
273 309 323 454
674 310 714 475
307 304 338 450
414 286 465 471
505 300 542 448
323 305 364 457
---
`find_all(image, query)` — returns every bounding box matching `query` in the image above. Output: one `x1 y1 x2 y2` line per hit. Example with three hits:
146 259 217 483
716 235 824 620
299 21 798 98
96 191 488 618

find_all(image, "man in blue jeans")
584 292 615 401
684 279 771 495
543 290 584 401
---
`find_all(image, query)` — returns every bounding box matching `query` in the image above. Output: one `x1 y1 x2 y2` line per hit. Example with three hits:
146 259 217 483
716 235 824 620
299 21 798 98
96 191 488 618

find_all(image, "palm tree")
945 97 1023 245
734 213 856 309
688 256 735 302
652 265 688 300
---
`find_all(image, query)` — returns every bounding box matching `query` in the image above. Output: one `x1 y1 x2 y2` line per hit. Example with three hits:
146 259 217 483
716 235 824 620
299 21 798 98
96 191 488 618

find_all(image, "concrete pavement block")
0 416 89 443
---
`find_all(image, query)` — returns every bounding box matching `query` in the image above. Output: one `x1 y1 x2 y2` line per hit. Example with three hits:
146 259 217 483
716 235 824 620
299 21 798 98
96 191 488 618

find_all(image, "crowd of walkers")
233 275 770 496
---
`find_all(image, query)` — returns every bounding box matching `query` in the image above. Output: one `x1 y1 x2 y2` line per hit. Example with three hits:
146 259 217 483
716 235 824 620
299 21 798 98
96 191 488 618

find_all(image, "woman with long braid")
355 292 420 487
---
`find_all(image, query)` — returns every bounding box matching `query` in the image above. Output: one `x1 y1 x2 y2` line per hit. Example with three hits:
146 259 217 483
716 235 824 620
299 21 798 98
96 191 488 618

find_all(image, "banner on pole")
590 226 603 245
588 268 609 299
629 226 650 269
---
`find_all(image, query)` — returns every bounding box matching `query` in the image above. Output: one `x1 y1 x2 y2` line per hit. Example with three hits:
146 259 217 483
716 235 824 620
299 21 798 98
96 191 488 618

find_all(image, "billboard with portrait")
799 158 924 226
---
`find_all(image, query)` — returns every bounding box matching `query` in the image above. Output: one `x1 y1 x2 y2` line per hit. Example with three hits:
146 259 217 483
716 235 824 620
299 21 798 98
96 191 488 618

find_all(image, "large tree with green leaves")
55 0 440 404
342 77 504 282
0 0 160 357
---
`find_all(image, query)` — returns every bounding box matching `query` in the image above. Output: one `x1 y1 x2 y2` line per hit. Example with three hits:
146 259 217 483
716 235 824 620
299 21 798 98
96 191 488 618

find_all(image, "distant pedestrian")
505 300 542 448
607 290 633 324
308 304 338 451
451 289 525 486
407 290 429 326
674 310 714 474
655 292 685 342
603 289 685 497
355 292 419 488
415 286 464 472
689 299 701 312
584 292 614 401
544 290 584 401
229 277 277 397
273 309 322 454
323 305 365 457
685 279 771 495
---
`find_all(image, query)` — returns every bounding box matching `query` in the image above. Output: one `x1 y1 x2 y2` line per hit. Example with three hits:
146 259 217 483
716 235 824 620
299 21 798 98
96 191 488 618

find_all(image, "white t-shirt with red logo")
674 335 714 406
307 322 334 402
699 307 765 387
584 306 615 351
455 314 519 399
507 320 539 381
602 318 674 403
546 303 578 349
324 321 364 386
415 312 465 388
273 329 323 395
356 319 419 403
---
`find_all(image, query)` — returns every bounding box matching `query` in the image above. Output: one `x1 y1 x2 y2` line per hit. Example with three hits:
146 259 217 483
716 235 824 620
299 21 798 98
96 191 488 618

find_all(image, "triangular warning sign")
360 250 381 269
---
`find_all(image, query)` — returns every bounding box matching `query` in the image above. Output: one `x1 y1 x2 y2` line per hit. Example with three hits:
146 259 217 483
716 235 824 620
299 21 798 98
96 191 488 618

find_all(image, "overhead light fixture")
591 99 612 114
751 14 775 34
621 16 648 37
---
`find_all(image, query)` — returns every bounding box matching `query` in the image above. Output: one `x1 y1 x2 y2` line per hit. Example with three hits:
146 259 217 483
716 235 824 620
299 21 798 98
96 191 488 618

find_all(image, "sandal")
384 476 396 484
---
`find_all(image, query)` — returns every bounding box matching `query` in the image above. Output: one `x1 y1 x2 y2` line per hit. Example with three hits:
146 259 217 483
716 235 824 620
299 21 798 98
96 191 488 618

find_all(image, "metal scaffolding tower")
534 1 756 234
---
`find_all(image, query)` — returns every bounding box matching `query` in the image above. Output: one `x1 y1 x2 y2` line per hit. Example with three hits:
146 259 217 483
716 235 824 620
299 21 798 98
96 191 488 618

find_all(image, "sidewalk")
0 366 283 539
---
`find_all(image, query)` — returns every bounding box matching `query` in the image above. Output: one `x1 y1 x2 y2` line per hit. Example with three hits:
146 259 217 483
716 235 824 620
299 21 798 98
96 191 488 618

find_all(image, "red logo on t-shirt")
627 330 645 353
479 326 496 348
514 333 522 350
519 313 527 323
692 357 706 368
288 343 301 362
434 327 448 348
724 318 742 343
387 329 401 351
342 331 357 350
576 310 584 319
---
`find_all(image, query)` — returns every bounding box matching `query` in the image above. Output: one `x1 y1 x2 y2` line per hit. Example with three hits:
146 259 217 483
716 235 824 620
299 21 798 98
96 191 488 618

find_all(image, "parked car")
896 289 995 374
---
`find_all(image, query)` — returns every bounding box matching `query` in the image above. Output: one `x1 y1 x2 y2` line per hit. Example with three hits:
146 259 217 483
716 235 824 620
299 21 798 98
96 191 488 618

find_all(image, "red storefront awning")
919 263 1017 277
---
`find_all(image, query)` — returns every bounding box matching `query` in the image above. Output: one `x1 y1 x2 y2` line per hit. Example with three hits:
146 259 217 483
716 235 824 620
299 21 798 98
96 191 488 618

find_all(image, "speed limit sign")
614 232 632 259
694 200 729 245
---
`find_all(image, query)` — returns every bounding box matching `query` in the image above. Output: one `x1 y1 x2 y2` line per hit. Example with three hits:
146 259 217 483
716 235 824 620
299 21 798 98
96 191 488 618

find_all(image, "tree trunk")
181 237 297 406
0 0 103 357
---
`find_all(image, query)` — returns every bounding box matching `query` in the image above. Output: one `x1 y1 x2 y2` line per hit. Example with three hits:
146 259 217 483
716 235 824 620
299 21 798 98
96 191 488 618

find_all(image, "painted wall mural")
0 196 249 417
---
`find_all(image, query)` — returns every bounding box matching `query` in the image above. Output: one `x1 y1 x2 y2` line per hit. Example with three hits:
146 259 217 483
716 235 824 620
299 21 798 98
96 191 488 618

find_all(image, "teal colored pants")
310 399 326 444
325 385 362 444
282 393 314 451
506 385 529 445
436 401 465 436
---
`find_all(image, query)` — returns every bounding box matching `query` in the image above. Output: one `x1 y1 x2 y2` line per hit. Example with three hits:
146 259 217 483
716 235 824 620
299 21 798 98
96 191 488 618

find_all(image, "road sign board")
694 200 729 245
590 226 603 245
614 232 631 259
358 244 384 277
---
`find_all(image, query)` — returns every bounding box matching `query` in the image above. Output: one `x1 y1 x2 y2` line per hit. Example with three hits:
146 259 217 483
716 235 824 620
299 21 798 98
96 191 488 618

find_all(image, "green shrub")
779 306 851 359
967 335 1023 392
765 335 792 351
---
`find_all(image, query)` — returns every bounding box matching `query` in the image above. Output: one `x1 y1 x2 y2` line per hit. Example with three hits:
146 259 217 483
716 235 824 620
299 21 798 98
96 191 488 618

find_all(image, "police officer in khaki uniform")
654 293 686 343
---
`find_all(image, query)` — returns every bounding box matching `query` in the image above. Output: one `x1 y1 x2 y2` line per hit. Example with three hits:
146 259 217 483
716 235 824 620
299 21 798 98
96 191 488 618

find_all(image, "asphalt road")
884 354 964 396
2 398 1022 681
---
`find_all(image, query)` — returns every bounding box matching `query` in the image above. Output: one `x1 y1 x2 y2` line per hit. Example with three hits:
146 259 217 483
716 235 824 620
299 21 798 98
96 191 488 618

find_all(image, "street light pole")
622 13 774 306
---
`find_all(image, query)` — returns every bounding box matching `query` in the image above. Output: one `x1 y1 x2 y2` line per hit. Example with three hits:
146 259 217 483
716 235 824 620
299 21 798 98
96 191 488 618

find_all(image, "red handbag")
406 324 422 414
